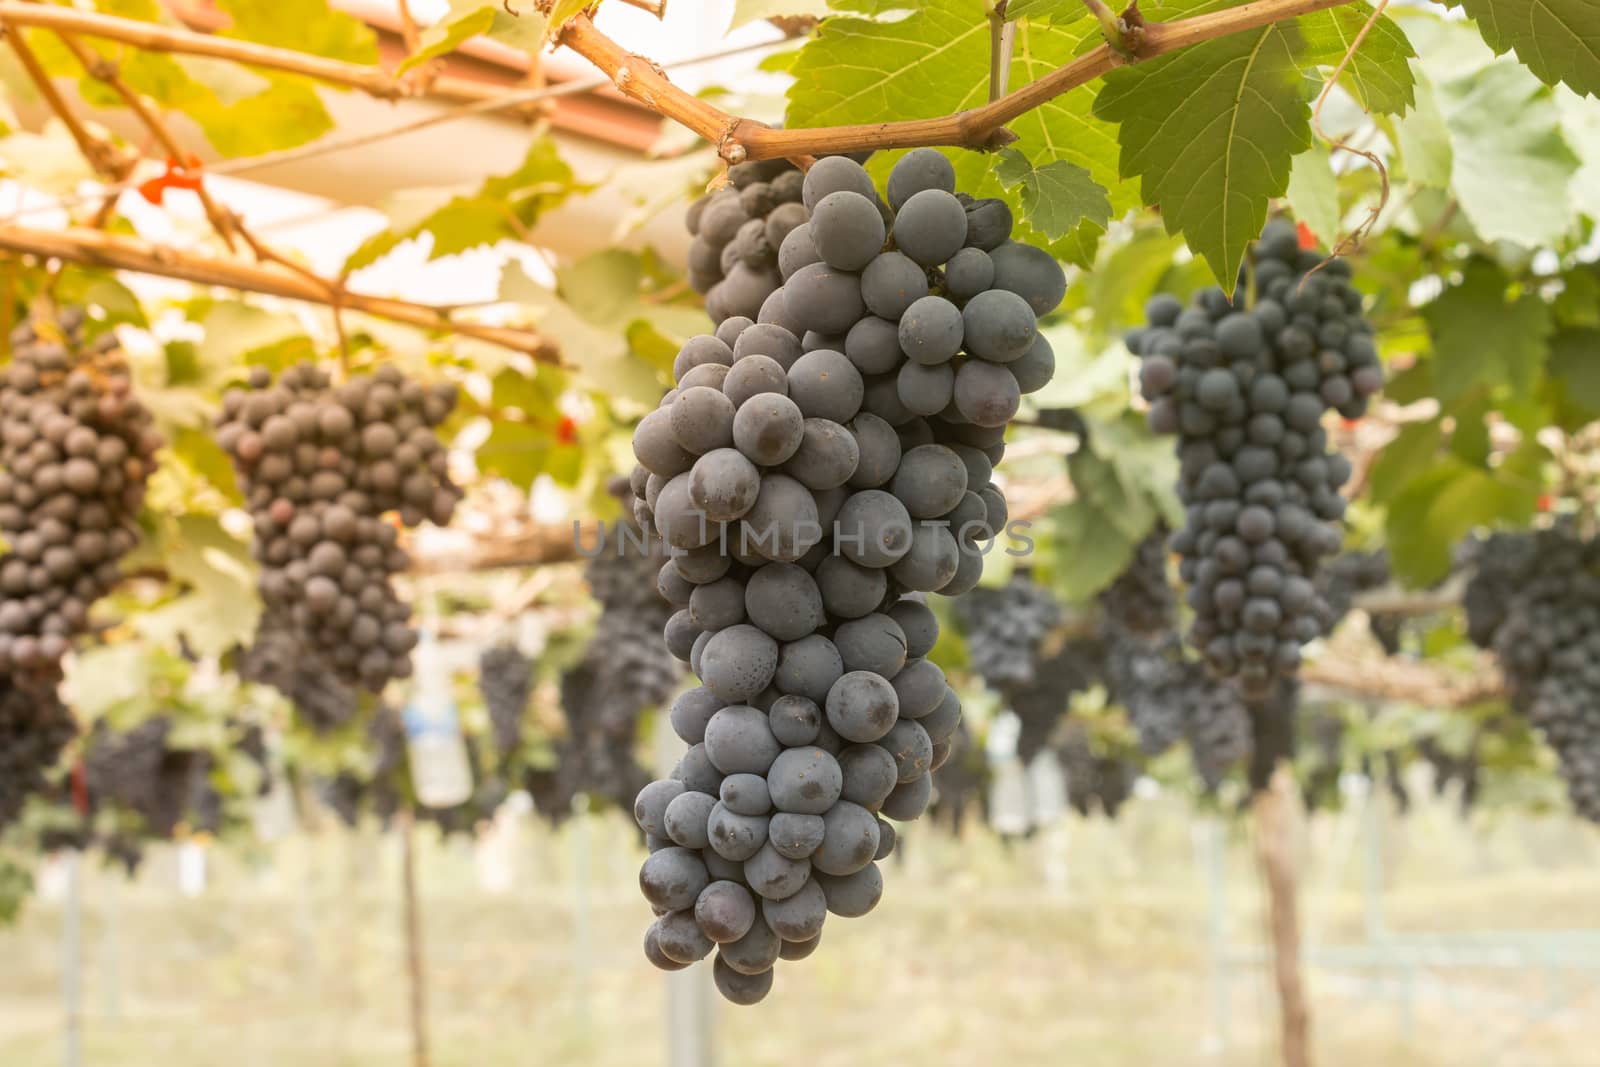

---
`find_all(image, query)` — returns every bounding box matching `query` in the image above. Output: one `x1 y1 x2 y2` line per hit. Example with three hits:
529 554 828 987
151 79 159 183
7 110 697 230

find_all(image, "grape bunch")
319 706 408 828
1099 527 1176 636
217 363 462 695
1129 219 1383 697
478 643 533 763
629 150 1064 1003
1462 527 1600 822
1056 721 1136 819
954 573 1064 691
0 313 162 831
687 159 812 325
1008 637 1104 764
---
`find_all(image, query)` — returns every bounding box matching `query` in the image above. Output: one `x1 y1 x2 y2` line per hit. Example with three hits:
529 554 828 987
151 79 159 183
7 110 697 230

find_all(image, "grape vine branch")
548 0 1363 163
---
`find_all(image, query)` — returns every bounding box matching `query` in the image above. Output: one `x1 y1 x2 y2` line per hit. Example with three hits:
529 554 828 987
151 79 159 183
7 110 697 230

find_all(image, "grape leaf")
1368 417 1443 504
993 148 1112 239
1393 67 1453 187
784 1 1133 265
1386 457 1537 585
1298 3 1416 114
1451 0 1600 98
1052 498 1140 601
1285 148 1339 247
402 1 547 74
214 0 378 63
1094 22 1313 289
1547 327 1600 412
1435 60 1580 247
547 0 592 36
345 140 578 270
1421 259 1553 404
730 0 831 29
1558 87 1600 221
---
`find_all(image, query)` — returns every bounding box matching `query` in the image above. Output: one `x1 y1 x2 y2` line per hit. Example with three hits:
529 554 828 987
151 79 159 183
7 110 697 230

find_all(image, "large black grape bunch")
478 643 533 764
0 313 162 830
629 151 1063 1004
953 572 1062 690
687 159 812 325
1130 218 1383 697
1008 637 1103 764
236 619 359 733
1099 527 1176 637
216 363 462 699
1056 722 1135 819
1462 527 1600 822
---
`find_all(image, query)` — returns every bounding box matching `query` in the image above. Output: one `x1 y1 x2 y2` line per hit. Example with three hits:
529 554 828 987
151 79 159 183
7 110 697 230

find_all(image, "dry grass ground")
1 790 1597 1067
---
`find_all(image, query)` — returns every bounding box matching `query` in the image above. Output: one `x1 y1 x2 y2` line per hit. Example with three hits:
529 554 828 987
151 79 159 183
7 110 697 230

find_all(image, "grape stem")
550 0 1363 162
988 2 1016 104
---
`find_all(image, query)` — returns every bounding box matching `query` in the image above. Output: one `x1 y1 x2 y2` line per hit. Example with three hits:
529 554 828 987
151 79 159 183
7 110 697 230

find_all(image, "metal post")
63 850 83 1067
100 868 120 1023
1362 782 1386 942
571 794 593 1036
1197 816 1230 1054
400 812 431 1067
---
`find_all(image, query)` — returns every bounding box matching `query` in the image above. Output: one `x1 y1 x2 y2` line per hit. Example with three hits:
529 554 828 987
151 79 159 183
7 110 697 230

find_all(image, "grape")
785 418 861 491
697 880 758 943
845 412 903 489
717 316 754 348
778 225 822 280
768 812 827 859
812 801 879 875
825 671 899 743
845 316 908 376
945 247 995 301
989 241 1067 315
898 296 964 365
744 841 814 901
745 562 825 641
787 349 865 423
732 394 806 466
740 474 821 562
861 251 931 320
961 290 1037 363
783 262 865 337
645 925 691 972
769 694 824 748
761 877 828 941
815 555 888 621
688 448 761 522
665 790 718 849
690 577 747 630
712 956 773 1005
767 746 844 815
816 863 884 917
834 614 909 677
704 705 782 777
640 847 712 911
891 444 968 518
879 771 933 821
633 408 696 477
890 659 946 718
774 637 845 704
963 198 1013 251
699 625 779 702
670 688 724 745
635 778 688 836
724 355 790 407
952 361 1022 428
894 189 968 267
896 361 955 417
708 801 770 861
802 155 877 211
811 191 887 272
890 521 960 593
674 335 736 381
733 323 803 371
833 490 914 567
887 148 955 211
1009 334 1056 395
670 386 737 454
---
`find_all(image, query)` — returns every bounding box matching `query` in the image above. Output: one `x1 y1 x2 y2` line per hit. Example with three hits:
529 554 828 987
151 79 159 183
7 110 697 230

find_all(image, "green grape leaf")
1285 148 1339 248
1421 259 1553 404
402 1 546 74
1386 457 1538 585
1393 67 1453 187
132 516 261 658
547 0 591 36
1559 87 1600 221
1547 327 1600 412
345 140 578 270
169 426 242 503
1368 416 1443 503
1451 0 1600 98
1298 3 1416 114
1068 446 1156 543
1078 227 1189 335
214 0 378 62
785 2 1132 266
1435 60 1580 247
1094 22 1312 289
730 0 831 29
1052 498 1140 601
993 148 1112 239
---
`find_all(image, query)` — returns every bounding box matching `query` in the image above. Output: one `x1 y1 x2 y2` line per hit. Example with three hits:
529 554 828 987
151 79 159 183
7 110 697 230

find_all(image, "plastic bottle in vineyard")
403 631 474 809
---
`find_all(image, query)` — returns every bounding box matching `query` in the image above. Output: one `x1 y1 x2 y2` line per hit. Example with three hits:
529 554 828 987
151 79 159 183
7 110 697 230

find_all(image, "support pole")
1254 766 1312 1067
63 850 83 1067
654 711 716 1067
400 811 431 1067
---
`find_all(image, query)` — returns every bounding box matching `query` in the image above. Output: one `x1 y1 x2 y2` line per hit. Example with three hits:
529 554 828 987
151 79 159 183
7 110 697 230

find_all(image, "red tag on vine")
1538 494 1554 513
71 758 88 816
1296 221 1318 250
138 155 206 206
556 415 579 446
